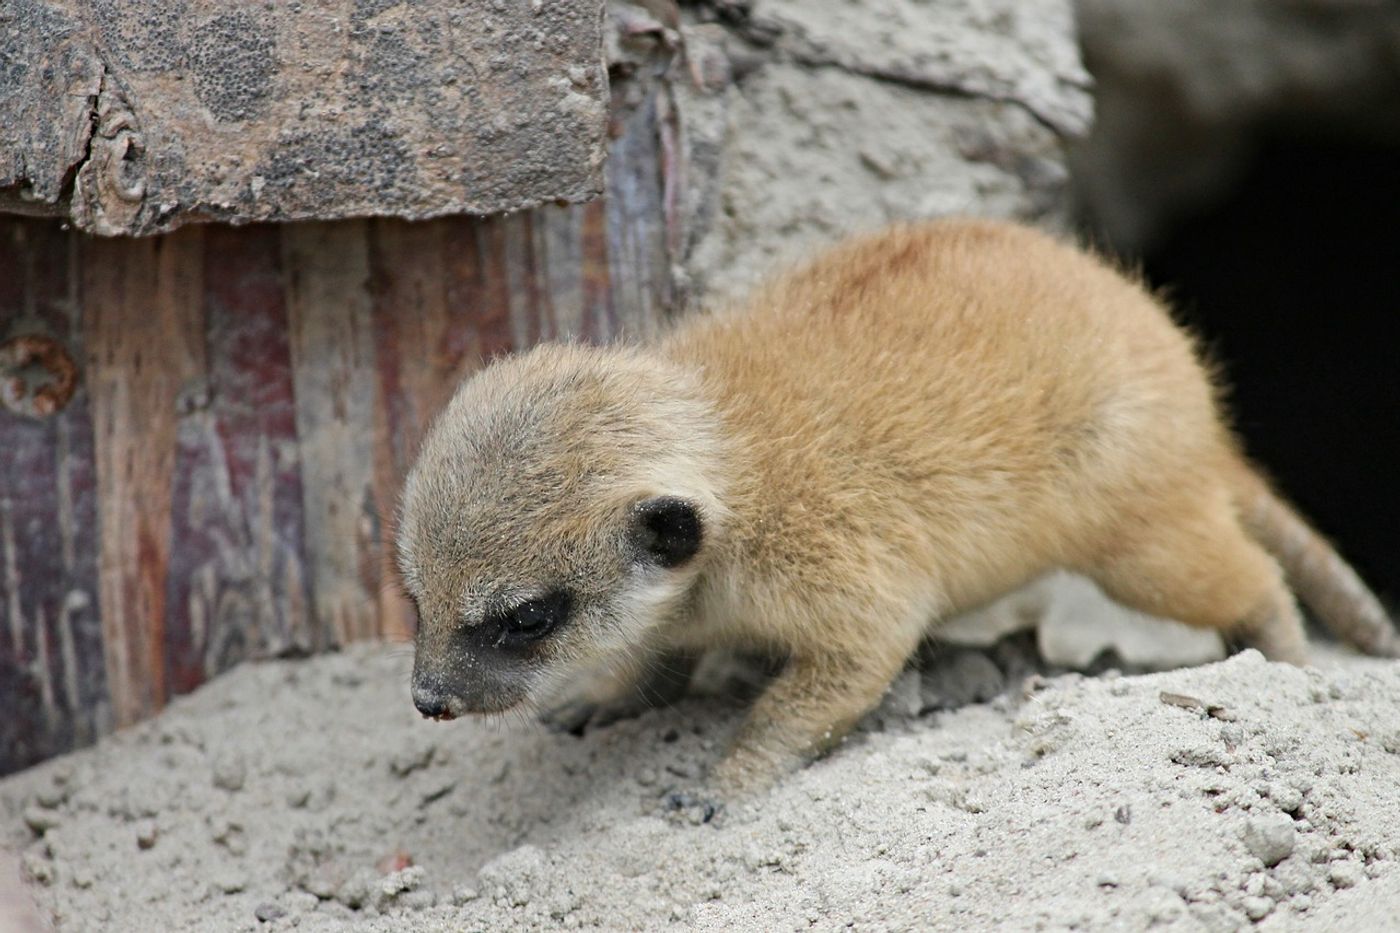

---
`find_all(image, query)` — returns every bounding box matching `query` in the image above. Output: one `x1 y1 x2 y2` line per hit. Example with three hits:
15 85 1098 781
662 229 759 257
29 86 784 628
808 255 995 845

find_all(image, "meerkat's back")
661 220 1391 662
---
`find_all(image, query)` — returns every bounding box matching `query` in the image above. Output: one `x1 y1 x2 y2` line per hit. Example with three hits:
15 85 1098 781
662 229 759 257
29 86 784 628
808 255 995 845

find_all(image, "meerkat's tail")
1235 469 1400 657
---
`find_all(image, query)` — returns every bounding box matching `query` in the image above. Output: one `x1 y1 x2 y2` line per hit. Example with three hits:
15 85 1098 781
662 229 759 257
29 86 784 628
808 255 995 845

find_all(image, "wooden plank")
284 222 381 647
604 86 674 339
368 218 460 464
536 205 588 341
81 227 206 728
0 218 105 773
368 218 450 642
164 226 316 696
579 199 617 342
456 218 518 365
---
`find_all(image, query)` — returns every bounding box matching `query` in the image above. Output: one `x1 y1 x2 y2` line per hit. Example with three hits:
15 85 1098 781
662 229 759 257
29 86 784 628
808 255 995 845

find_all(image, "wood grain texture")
368 218 472 642
604 82 675 339
0 219 105 773
82 228 206 728
165 226 315 696
284 222 381 648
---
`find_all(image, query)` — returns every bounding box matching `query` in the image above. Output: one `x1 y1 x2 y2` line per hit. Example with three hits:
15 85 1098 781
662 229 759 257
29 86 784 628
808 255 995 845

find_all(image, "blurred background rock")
1072 0 1400 607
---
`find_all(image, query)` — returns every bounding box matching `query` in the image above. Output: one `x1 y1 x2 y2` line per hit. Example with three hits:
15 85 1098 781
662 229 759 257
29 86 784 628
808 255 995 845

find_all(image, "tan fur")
398 218 1396 797
1234 470 1400 657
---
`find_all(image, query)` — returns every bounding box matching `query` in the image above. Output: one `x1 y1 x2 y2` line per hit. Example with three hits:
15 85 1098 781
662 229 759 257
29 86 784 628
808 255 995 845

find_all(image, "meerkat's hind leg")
1088 503 1310 665
541 648 699 736
1228 586 1311 664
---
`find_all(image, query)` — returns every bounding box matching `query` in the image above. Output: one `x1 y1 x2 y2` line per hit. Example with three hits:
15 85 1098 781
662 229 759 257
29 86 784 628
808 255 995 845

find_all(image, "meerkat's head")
397 343 728 720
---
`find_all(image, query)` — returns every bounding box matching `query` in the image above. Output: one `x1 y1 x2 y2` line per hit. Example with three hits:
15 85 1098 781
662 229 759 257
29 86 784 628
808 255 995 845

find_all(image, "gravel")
3 640 1400 931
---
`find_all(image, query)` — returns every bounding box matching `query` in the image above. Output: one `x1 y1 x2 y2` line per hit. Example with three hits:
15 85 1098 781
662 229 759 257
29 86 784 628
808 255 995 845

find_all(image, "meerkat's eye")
632 496 703 568
488 590 573 648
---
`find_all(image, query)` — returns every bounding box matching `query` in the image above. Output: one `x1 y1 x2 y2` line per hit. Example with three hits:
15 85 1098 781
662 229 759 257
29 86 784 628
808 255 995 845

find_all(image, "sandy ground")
4 633 1400 932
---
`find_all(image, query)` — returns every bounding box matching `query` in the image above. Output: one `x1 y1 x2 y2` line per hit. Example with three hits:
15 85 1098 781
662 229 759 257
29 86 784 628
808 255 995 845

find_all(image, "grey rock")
1243 815 1296 868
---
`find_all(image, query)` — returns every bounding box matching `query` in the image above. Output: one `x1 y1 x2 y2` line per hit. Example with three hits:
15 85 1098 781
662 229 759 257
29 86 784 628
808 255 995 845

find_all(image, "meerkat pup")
397 219 1397 799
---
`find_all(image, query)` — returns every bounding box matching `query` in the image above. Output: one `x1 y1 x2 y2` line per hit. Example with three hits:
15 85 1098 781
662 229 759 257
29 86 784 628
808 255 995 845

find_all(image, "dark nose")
412 684 456 721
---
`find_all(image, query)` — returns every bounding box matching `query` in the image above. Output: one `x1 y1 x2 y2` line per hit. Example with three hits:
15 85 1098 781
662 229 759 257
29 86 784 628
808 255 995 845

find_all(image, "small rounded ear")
631 496 704 568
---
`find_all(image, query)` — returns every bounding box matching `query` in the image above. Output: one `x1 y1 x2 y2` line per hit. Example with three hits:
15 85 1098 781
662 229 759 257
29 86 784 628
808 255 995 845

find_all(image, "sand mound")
4 642 1400 931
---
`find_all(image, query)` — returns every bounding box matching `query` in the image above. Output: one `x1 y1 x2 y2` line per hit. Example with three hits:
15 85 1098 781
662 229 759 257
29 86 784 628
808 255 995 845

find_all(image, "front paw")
707 743 796 800
661 788 723 826
537 694 627 739
541 692 654 736
539 697 601 736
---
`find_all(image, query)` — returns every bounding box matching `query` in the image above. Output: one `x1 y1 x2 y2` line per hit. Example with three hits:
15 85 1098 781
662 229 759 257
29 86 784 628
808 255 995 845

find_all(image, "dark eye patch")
486 589 573 649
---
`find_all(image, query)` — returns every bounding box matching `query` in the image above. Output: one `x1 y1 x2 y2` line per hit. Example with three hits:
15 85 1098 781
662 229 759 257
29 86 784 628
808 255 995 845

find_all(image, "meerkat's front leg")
708 634 921 798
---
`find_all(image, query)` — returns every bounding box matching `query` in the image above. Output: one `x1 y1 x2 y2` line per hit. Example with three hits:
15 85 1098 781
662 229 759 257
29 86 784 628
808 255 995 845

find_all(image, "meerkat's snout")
409 587 578 718
411 682 455 721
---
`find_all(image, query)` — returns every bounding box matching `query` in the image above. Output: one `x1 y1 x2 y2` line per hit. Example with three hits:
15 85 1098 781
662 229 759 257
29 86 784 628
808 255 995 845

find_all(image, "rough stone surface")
671 0 1092 303
1072 0 1400 250
4 642 1399 930
0 0 608 234
757 0 1091 136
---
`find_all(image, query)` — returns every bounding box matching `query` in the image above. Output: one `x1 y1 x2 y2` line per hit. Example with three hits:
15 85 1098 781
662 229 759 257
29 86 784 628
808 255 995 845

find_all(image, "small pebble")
378 865 425 899
254 903 285 923
135 820 159 850
302 867 340 900
20 852 55 886
22 806 62 835
1242 896 1274 921
1329 861 1363 889
336 870 375 909
1267 783 1304 813
1243 815 1296 868
35 784 68 808
401 888 437 910
212 755 247 792
216 873 246 895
